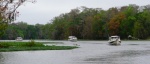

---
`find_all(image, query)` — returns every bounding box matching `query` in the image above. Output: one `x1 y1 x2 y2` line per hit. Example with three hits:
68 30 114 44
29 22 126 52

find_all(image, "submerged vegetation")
0 41 78 52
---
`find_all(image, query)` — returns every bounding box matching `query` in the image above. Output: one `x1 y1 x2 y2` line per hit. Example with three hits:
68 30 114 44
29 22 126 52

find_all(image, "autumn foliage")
1 4 150 40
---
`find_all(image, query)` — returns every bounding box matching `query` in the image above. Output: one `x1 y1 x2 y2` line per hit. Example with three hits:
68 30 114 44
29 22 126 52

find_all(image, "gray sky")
16 0 150 25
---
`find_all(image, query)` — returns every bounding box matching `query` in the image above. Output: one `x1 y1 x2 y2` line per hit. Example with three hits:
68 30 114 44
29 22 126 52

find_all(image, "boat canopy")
110 36 119 37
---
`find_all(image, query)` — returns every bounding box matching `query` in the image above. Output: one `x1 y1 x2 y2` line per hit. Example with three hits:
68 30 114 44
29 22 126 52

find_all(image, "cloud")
16 0 150 25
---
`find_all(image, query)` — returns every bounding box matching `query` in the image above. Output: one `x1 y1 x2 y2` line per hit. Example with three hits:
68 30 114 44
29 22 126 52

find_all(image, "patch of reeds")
0 40 78 52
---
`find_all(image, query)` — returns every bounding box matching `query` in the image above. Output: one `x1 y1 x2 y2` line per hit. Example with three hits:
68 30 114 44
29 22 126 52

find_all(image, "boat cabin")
16 37 23 41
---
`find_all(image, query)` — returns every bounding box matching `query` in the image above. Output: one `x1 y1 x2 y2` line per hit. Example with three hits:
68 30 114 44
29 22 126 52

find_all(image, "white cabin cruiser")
108 36 121 45
68 36 77 42
16 37 23 41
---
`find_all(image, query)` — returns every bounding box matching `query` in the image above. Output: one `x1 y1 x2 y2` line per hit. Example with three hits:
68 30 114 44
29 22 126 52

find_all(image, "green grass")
0 41 78 52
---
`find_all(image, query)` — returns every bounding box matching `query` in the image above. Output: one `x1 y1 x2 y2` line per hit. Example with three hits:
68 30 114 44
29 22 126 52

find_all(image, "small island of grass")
0 40 78 52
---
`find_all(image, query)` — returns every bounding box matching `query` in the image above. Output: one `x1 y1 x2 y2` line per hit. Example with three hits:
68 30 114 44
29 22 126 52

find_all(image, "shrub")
25 40 36 47
24 40 44 47
0 42 10 48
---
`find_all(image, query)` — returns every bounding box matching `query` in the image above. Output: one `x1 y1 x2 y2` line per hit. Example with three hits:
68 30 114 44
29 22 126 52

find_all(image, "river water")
0 40 150 64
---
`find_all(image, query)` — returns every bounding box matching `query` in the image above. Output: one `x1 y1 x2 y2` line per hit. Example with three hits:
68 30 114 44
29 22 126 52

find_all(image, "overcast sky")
16 0 150 25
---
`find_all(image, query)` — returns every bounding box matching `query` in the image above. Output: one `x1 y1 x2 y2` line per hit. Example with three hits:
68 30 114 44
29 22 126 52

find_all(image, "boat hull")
68 39 77 42
109 41 121 45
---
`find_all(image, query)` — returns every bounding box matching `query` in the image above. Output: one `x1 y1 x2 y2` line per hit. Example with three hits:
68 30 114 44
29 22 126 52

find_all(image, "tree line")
1 4 150 40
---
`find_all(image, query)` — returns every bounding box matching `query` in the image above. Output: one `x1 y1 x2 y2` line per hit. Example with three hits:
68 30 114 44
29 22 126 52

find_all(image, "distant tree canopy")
1 4 150 40
0 0 36 37
49 4 150 40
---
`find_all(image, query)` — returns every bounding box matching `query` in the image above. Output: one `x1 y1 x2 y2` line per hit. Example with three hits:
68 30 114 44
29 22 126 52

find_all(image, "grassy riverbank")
0 41 78 52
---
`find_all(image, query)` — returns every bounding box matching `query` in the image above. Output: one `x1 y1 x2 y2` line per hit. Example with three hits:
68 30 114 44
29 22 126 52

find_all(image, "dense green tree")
133 21 148 39
120 5 138 39
2 5 150 40
133 9 150 39
92 10 107 39
42 23 53 39
35 24 44 39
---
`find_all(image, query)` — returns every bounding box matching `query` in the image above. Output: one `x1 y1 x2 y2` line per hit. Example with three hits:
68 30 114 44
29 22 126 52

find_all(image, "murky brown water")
0 40 150 64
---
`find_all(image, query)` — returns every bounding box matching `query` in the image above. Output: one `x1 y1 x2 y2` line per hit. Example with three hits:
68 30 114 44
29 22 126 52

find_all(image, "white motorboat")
16 37 23 41
68 36 77 42
108 36 121 45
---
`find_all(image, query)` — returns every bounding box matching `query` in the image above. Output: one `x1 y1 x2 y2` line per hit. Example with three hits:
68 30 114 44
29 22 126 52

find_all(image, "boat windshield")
110 36 120 39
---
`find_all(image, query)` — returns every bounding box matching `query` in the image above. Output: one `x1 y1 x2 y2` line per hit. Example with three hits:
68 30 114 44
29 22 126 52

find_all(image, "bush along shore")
0 40 78 52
